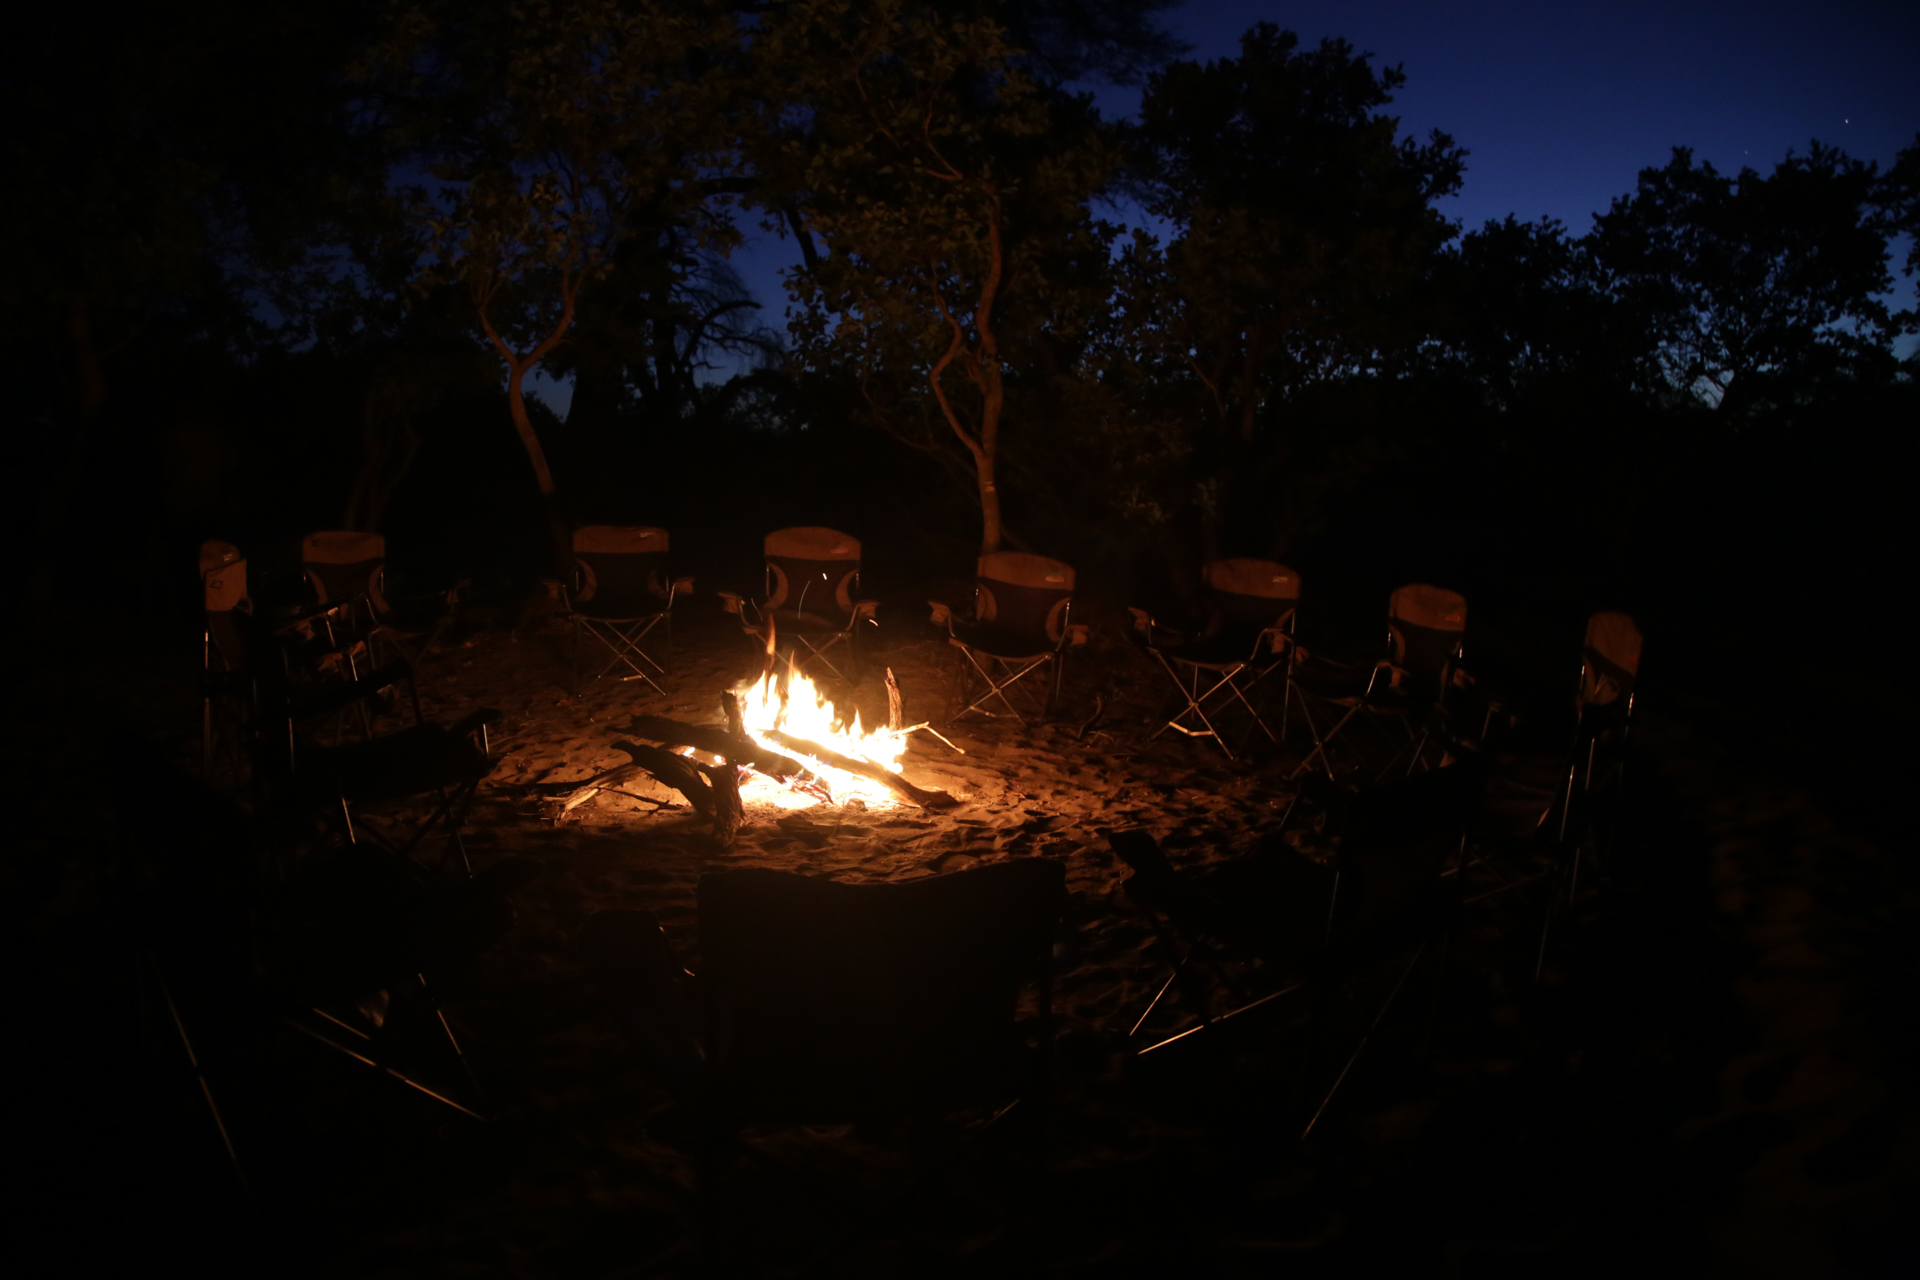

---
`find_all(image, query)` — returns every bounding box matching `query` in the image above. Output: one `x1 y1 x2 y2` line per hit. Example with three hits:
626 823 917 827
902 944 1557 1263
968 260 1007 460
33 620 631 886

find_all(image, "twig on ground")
900 721 965 754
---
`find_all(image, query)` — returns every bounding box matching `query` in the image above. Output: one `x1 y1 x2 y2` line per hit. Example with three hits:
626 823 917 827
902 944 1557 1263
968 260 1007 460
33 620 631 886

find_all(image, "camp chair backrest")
976 552 1075 644
202 546 252 670
1202 559 1300 631
303 530 387 612
699 860 1065 1118
1579 611 1642 709
201 543 249 614
573 525 671 607
1388 584 1466 687
764 526 860 618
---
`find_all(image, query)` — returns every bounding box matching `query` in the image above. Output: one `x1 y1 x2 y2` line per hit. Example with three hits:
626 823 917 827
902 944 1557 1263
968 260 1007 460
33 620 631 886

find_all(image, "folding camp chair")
1115 753 1487 1133
203 543 422 785
124 759 542 1142
558 525 693 693
1128 559 1301 759
719 527 875 683
287 708 502 877
1533 612 1643 976
932 551 1088 724
1570 611 1641 808
594 860 1063 1269
1288 584 1471 781
302 530 459 670
202 541 254 785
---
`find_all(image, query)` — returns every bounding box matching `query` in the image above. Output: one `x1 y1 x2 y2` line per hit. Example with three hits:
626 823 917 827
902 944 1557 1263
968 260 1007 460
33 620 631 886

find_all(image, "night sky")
527 0 1920 409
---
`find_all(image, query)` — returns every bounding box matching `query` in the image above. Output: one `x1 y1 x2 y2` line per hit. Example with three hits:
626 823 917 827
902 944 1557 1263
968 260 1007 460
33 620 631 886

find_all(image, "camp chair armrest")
1066 623 1091 647
929 600 955 629
852 599 879 623
716 591 746 616
1259 626 1296 657
1127 606 1185 648
1450 666 1476 688
670 575 696 601
540 576 572 607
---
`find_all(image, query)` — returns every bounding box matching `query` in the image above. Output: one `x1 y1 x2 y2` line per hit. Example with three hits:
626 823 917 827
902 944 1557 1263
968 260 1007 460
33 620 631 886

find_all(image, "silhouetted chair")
202 541 421 784
720 526 875 683
1128 559 1301 759
932 551 1088 724
1534 612 1644 976
1289 583 1471 781
1115 752 1488 1133
201 540 255 785
584 860 1066 1269
302 530 459 670
286 708 502 877
123 756 544 1175
558 525 692 694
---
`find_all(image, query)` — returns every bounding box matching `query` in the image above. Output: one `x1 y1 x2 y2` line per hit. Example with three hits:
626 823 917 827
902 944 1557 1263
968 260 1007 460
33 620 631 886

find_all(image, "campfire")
731 670 908 810
553 665 956 842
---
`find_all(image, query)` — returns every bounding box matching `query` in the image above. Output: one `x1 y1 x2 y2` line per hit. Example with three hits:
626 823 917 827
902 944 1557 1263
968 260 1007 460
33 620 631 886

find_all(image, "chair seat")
949 622 1055 661
1155 631 1275 671
574 597 669 623
765 608 852 634
297 721 494 803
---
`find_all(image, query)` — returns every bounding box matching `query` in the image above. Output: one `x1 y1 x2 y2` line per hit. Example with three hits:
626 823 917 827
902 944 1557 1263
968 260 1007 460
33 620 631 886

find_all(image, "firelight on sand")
731 670 907 810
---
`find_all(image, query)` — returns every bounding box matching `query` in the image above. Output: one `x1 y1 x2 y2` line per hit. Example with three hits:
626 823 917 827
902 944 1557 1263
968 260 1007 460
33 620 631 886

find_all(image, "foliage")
762 0 1121 553
1589 145 1904 415
1065 25 1465 562
372 0 748 516
1429 216 1657 408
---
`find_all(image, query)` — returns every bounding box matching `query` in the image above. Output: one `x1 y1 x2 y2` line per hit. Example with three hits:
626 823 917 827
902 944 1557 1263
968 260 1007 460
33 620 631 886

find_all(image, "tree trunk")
506 359 571 573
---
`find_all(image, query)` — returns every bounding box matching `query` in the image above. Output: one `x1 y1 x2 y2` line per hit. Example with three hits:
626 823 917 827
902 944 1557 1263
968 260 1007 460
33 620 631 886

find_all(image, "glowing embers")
732 670 907 810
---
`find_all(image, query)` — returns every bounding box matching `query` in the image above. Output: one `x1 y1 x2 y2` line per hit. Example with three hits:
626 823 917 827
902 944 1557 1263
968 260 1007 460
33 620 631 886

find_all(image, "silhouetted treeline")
7 2 1915 687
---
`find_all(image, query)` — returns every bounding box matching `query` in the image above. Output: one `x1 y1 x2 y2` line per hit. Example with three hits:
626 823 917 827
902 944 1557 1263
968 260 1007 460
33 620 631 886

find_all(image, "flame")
733 670 907 810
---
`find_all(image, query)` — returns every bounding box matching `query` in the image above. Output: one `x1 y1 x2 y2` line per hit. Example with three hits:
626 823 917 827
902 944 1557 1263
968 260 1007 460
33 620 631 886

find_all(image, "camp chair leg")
282 1016 487 1121
1290 701 1358 781
1325 868 1341 944
951 648 1054 724
420 972 487 1110
151 953 247 1188
1130 964 1186 1038
1301 940 1427 1139
1136 982 1306 1056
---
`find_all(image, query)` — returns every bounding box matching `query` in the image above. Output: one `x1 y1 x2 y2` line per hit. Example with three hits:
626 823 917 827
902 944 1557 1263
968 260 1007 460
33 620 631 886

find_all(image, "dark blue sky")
532 0 1919 410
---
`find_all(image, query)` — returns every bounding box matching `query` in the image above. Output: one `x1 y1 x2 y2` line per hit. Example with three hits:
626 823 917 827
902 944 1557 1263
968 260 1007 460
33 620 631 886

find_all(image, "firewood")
610 741 715 815
625 715 806 778
886 667 904 732
763 728 959 810
555 743 713 816
705 761 743 848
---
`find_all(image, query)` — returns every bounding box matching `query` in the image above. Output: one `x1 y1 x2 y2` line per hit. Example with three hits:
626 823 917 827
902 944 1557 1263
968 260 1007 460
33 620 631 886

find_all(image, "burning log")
626 714 807 779
763 728 959 810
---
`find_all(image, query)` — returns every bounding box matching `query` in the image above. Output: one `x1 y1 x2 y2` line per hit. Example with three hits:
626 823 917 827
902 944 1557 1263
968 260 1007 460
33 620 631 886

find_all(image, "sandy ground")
7 600 1915 1277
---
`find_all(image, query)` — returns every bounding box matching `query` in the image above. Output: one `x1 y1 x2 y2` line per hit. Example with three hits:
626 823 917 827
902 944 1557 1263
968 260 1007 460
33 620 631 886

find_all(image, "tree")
1881 133 1920 340
3 0 378 601
373 0 746 562
762 0 1119 554
1105 24 1465 555
1431 215 1655 408
1589 144 1903 414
